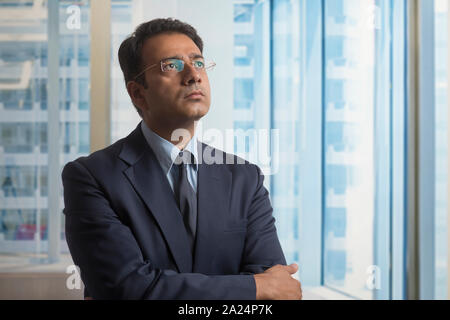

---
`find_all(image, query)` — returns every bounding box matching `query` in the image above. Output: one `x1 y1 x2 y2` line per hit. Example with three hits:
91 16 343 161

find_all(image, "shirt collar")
140 121 199 175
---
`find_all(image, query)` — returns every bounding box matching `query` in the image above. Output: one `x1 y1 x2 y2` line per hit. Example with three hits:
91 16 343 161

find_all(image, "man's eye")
194 61 205 68
163 60 182 72
164 63 176 70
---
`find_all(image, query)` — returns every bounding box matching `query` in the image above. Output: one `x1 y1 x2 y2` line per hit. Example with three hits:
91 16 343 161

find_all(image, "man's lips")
185 90 204 99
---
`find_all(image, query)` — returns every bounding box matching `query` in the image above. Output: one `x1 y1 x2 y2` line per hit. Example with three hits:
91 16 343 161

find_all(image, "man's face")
137 32 211 126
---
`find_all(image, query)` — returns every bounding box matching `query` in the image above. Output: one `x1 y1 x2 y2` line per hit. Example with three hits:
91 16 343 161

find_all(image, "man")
62 18 302 300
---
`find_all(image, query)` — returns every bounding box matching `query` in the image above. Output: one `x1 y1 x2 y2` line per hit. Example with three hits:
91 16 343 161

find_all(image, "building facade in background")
0 1 90 255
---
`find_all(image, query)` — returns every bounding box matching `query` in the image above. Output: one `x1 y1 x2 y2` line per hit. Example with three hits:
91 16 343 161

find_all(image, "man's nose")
181 62 201 85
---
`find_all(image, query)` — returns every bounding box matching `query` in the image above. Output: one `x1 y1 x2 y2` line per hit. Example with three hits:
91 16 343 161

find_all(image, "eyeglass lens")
161 58 206 73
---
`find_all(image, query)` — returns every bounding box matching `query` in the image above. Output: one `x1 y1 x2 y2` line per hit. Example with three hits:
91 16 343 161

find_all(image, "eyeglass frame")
133 55 216 81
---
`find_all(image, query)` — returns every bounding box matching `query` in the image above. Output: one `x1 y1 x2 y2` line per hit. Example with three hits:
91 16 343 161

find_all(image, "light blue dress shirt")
140 121 198 194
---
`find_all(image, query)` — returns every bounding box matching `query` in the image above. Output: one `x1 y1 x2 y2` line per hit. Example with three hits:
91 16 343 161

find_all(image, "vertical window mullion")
418 0 436 300
373 0 394 301
392 0 407 300
47 0 61 263
90 0 111 153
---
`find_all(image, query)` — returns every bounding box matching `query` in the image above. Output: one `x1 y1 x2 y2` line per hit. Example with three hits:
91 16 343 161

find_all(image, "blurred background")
0 0 448 300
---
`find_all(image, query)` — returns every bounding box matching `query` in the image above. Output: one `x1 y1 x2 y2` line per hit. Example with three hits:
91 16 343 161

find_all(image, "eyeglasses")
134 57 216 81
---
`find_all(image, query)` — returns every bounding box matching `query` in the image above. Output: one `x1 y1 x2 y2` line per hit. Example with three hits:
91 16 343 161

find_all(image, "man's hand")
254 264 302 300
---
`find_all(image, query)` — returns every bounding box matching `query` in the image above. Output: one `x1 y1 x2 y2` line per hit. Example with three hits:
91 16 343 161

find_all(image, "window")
0 1 90 265
271 0 304 273
269 0 408 299
0 0 446 301
232 0 271 173
322 0 394 300
110 0 140 143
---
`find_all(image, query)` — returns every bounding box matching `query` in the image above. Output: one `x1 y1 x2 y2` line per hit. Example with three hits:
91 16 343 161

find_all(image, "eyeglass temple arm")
133 63 158 80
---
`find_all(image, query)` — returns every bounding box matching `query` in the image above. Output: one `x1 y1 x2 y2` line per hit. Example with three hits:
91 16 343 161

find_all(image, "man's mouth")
185 90 204 99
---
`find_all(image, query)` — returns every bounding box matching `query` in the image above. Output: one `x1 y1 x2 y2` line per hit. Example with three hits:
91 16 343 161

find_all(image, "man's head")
118 18 211 129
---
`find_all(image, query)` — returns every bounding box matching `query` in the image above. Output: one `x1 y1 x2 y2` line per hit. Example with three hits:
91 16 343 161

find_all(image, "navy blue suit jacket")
62 124 286 300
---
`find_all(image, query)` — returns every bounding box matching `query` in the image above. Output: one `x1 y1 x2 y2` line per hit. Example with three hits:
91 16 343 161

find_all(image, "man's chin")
182 114 205 124
169 112 207 126
183 105 209 120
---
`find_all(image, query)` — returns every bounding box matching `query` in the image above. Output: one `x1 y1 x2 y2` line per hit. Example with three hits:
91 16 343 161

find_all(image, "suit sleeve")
62 160 256 300
239 165 287 275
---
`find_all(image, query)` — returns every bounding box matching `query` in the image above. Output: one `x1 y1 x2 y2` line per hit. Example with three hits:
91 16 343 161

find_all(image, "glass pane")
110 0 140 143
233 0 271 167
323 0 396 299
434 0 448 300
0 0 90 269
271 0 303 269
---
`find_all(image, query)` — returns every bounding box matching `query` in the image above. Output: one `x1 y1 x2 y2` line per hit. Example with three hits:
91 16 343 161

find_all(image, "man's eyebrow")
161 53 204 60
189 53 204 59
162 54 183 60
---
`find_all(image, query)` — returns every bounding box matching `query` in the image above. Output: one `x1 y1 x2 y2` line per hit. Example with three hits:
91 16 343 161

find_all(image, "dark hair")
118 18 204 116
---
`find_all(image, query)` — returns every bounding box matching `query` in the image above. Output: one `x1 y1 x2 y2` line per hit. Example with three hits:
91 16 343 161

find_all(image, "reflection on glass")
233 1 263 158
271 0 302 267
110 0 141 143
0 1 90 264
323 0 377 299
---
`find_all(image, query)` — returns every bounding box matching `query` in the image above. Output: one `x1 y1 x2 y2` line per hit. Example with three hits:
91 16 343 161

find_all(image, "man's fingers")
285 263 298 274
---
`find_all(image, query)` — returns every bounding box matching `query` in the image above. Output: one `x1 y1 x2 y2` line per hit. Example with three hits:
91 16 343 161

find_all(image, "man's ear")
126 81 147 114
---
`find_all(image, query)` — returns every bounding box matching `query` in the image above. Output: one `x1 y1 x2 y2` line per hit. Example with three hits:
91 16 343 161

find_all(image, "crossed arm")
62 160 301 300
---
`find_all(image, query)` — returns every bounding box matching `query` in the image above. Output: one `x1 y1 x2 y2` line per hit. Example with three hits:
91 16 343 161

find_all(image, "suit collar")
118 123 146 166
140 121 199 175
119 124 232 274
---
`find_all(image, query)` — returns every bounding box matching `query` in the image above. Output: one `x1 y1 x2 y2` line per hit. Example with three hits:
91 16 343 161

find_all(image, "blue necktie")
174 151 197 255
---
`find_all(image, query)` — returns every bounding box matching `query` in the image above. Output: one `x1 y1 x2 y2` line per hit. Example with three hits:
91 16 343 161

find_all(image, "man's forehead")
142 33 201 60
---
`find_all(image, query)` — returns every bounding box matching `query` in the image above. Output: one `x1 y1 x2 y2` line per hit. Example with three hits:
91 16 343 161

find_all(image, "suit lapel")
193 142 232 273
119 125 193 273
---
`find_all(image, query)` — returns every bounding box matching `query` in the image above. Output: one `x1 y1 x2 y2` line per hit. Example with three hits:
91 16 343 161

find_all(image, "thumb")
285 263 298 274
